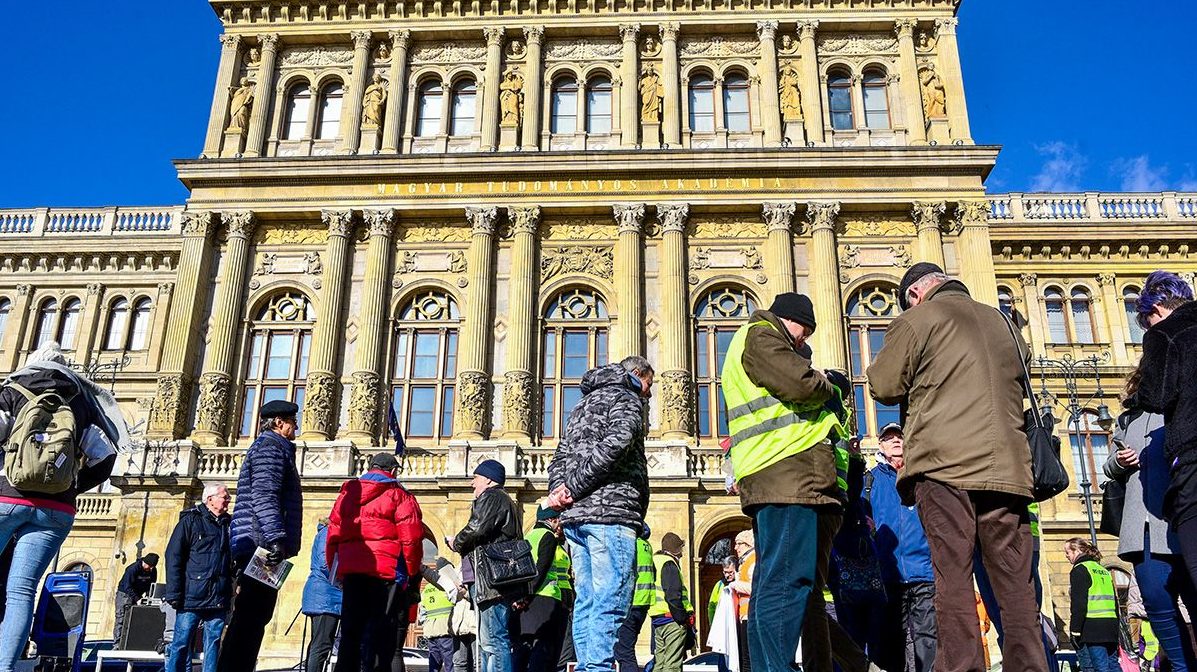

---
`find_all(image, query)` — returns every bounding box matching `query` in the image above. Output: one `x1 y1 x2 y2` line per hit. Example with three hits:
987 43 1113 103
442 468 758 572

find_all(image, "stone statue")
362 73 387 127
779 34 796 53
248 47 261 64
640 66 663 122
920 67 947 119
500 68 524 126
778 64 803 121
641 34 660 57
227 77 255 134
376 42 391 60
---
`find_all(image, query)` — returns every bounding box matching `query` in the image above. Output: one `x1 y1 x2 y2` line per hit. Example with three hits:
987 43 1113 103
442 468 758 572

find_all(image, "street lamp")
1033 351 1112 545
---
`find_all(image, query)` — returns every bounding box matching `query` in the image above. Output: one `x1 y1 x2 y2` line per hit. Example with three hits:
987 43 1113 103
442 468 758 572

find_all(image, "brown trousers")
914 480 1047 672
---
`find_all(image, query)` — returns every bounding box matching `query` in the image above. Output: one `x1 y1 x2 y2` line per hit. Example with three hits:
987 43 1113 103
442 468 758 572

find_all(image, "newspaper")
243 547 293 590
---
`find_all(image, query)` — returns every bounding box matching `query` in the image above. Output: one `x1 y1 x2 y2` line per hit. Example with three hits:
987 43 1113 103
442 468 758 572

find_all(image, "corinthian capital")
322 209 355 237
350 30 372 50
954 201 990 230
219 34 242 50
508 206 542 235
483 27 505 45
934 18 959 36
181 211 216 238
894 18 917 39
661 23 680 41
805 202 842 234
523 25 545 43
389 29 412 50
1097 273 1117 287
911 201 946 232
1018 273 1038 287
257 33 280 51
755 20 779 41
613 203 647 234
466 206 500 236
364 209 397 237
657 204 690 234
619 23 641 42
223 211 256 240
796 20 820 40
762 202 797 233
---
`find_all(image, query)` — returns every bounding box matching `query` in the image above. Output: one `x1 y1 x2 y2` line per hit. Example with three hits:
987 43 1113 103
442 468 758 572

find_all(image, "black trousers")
217 574 280 672
515 615 568 672
306 614 340 672
336 575 399 672
614 606 648 672
902 582 938 672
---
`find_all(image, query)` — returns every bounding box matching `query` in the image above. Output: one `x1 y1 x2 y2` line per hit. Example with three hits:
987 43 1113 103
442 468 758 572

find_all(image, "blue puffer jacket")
163 504 233 611
230 429 304 562
302 523 342 616
864 462 934 584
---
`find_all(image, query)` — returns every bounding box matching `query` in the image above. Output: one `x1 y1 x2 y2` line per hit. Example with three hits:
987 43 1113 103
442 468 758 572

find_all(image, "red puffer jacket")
327 470 424 584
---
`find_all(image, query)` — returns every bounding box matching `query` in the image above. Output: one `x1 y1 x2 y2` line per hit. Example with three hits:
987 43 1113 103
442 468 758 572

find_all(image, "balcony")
0 206 184 237
988 192 1197 224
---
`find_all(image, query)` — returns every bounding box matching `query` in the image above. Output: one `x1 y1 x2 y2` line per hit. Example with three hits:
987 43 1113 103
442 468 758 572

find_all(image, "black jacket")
1138 301 1197 468
117 560 157 599
453 486 523 605
164 504 234 612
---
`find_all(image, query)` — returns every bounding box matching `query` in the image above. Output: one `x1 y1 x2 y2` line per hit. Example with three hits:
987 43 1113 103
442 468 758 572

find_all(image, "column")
149 212 217 439
1 285 34 373
756 21 782 147
661 23 681 146
203 34 243 157
806 202 847 371
244 34 279 157
911 201 947 266
1019 273 1046 355
382 30 412 153
481 28 505 151
193 211 257 445
304 210 356 440
894 19 926 144
347 209 396 442
612 204 647 360
953 201 998 306
148 281 175 369
456 207 500 439
341 31 374 154
657 203 693 439
761 202 797 305
76 283 105 367
618 24 640 148
1097 274 1130 364
796 21 824 145
502 206 541 440
934 18 972 143
521 26 545 150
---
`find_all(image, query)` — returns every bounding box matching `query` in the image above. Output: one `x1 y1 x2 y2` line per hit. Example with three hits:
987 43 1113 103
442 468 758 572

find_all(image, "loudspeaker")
118 605 165 651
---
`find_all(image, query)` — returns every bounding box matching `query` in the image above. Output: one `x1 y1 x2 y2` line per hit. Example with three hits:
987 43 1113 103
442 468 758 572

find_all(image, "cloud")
1030 142 1086 192
1111 156 1168 192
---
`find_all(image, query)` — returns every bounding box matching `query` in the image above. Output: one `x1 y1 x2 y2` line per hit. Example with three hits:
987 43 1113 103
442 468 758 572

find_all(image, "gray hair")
620 356 654 375
202 483 228 501
906 272 952 302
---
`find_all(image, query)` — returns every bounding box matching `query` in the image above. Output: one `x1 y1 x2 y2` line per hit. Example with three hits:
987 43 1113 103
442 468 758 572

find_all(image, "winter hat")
536 506 560 522
898 262 945 310
734 530 755 550
473 459 506 486
768 293 817 333
142 553 160 567
661 532 685 555
369 452 400 472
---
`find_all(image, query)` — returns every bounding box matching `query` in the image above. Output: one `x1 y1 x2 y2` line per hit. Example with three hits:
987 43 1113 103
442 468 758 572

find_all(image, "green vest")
1028 502 1041 538
421 582 454 623
554 545 573 594
1081 560 1117 620
633 538 656 607
527 527 563 601
648 552 693 618
721 320 849 481
833 441 851 495
707 580 724 622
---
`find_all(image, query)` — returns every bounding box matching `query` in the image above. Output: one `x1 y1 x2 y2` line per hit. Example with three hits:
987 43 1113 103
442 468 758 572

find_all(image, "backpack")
3 382 80 494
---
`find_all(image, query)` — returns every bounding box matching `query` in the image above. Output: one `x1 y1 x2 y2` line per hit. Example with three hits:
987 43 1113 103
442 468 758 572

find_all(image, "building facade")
0 0 1195 661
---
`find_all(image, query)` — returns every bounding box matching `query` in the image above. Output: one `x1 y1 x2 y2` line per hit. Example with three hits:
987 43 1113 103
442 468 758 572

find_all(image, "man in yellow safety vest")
615 527 656 672
514 507 570 672
419 562 457 672
648 533 694 672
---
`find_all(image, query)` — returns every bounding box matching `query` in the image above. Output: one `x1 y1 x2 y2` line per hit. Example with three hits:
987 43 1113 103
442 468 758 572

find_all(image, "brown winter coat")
866 280 1033 503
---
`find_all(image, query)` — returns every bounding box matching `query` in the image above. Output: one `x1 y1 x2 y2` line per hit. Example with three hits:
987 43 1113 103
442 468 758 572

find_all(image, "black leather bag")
479 539 536 588
1100 479 1126 536
1000 313 1070 502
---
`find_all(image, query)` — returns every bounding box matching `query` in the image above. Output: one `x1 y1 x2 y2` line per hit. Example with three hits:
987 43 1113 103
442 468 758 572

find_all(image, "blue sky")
0 1 1192 207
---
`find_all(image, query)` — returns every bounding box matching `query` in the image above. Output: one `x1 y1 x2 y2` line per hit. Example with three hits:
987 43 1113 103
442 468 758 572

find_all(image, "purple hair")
1136 270 1194 328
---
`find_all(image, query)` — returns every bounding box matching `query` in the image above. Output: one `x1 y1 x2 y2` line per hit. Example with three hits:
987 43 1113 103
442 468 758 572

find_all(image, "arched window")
283 84 312 140
58 299 81 351
551 77 578 134
34 299 58 349
862 68 890 129
586 76 613 135
1124 286 1145 344
104 299 129 350
315 83 343 139
828 69 854 131
450 79 477 137
1071 288 1095 344
416 80 444 137
723 72 751 133
239 292 313 439
997 286 1025 329
129 298 152 351
694 287 758 439
391 290 461 441
0 298 9 349
1044 287 1068 343
541 288 609 439
1070 411 1112 492
688 73 716 133
847 284 902 438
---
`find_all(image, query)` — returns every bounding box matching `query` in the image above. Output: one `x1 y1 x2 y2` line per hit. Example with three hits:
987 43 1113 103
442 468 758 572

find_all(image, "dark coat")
117 560 157 599
547 364 649 529
1137 302 1197 470
302 523 342 616
163 504 234 612
230 429 304 562
453 486 522 605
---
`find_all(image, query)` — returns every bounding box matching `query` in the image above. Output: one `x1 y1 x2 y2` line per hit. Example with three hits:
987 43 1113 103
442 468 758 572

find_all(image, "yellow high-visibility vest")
527 527 563 601
647 552 693 618
633 538 656 607
1080 560 1117 620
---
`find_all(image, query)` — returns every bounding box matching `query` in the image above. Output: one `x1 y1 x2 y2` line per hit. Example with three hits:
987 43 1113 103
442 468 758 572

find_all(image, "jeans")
614 606 648 672
454 635 477 672
746 504 818 672
480 600 513 672
216 571 279 672
0 502 74 672
166 610 226 672
1076 644 1120 672
1133 532 1197 672
306 614 340 672
564 523 637 672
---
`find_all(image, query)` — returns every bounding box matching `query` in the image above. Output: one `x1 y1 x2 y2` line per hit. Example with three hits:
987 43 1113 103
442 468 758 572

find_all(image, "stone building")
0 0 1194 662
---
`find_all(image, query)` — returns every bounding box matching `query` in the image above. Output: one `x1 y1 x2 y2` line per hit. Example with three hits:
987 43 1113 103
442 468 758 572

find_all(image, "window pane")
563 331 589 378
36 301 57 348
297 333 311 378
317 85 343 139
715 330 735 374
240 388 258 438
412 332 440 379
285 86 311 140
875 400 901 433
688 78 715 133
444 331 459 378
394 331 409 379
829 78 853 131
129 299 151 351
59 300 81 350
697 384 711 437
696 331 710 379
441 386 455 438
0 300 9 347
1072 297 1094 344
293 386 306 436
105 300 129 350
262 387 288 419
596 330 608 367
266 333 295 379
543 332 557 378
863 84 889 129
408 386 436 437
724 78 750 133
1126 299 1145 344
868 329 886 364
542 386 555 438
716 385 729 438
247 333 265 379
1046 300 1067 343
417 83 444 137
849 330 863 378
586 81 612 134
551 82 578 134
853 384 868 437
391 387 405 433
451 82 477 137
562 386 583 422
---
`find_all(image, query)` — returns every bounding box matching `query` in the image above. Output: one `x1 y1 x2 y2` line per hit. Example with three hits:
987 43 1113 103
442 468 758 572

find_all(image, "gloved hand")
824 369 852 399
263 542 286 565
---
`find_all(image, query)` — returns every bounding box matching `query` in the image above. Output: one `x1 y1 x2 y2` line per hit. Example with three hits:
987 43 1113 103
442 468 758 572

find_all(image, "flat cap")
898 262 945 310
259 399 299 419
369 452 400 471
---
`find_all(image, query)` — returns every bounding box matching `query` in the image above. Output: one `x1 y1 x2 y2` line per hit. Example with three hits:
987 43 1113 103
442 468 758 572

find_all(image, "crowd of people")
0 266 1195 672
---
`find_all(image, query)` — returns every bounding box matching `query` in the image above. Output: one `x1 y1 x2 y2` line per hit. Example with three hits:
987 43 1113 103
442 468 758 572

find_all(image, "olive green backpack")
3 383 79 494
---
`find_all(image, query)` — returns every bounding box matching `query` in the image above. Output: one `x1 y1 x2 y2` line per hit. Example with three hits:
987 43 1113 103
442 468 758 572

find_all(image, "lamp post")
1033 352 1114 545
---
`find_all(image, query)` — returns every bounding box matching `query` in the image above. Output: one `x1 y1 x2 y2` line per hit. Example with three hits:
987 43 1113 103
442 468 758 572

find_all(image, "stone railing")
516 448 554 480
75 493 118 519
0 206 184 237
988 192 1197 224
197 448 245 480
687 448 727 480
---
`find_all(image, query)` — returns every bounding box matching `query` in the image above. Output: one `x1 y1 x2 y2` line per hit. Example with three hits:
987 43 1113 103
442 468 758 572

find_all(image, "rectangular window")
849 330 863 377
418 94 444 137
868 328 886 362
829 86 853 130
394 331 409 379
542 386 556 438
441 386 455 438
562 386 583 423
1046 302 1068 343
697 384 711 437
451 90 477 137
129 308 150 351
863 86 890 129
240 388 258 438
715 330 735 375
262 386 288 407
551 89 578 134
543 332 557 378
297 333 311 378
586 88 612 135
563 331 589 378
1127 304 1145 344
266 334 294 379
407 386 436 437
412 331 440 379
247 333 266 379
724 89 750 133
391 387 405 433
293 386 306 436
105 310 129 350
444 331 459 378
1072 303 1095 344
596 329 608 367
696 331 710 378
689 88 715 133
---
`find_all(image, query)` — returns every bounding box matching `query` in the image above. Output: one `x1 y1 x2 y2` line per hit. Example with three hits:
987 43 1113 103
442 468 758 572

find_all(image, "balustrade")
75 493 117 519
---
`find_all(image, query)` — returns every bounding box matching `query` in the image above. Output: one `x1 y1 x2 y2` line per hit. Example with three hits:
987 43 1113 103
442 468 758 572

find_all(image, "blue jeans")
1077 643 1120 672
166 610 226 672
1134 533 1197 672
479 600 513 672
747 504 818 672
0 503 74 672
564 523 637 672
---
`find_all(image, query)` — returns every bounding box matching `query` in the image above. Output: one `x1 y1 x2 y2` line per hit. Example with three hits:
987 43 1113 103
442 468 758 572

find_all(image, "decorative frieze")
544 38 621 61
542 219 618 241
410 42 487 64
690 216 767 239
689 247 763 272
279 46 353 67
254 224 329 246
399 222 472 243
841 214 916 238
679 35 757 58
817 33 899 56
541 246 615 281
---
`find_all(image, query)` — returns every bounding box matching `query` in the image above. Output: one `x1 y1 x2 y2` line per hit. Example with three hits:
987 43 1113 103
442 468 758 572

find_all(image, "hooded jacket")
302 522 342 616
547 363 649 528
327 469 424 584
230 429 304 562
1137 302 1197 469
453 485 522 605
864 462 934 585
163 503 234 611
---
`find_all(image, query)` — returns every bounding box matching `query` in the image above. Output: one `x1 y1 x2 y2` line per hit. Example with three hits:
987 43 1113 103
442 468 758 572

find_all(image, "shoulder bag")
478 538 537 588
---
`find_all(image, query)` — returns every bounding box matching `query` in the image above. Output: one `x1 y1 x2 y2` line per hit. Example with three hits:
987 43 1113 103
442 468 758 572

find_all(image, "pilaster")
619 24 641 148
613 203 647 359
1019 273 1045 355
456 206 500 440
244 34 279 157
805 202 847 371
911 201 947 266
796 21 824 145
347 209 396 441
761 202 797 305
305 210 356 440
661 23 681 146
382 30 412 153
481 28 506 151
657 203 693 438
1 284 35 373
203 34 243 158
77 283 105 367
953 201 997 306
895 19 927 144
522 27 545 150
502 206 542 440
148 281 174 370
341 31 374 154
1096 274 1129 364
755 21 782 147
934 18 972 143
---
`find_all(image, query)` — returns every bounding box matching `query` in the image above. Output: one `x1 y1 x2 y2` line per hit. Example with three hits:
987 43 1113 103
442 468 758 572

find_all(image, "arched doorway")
697 515 752 647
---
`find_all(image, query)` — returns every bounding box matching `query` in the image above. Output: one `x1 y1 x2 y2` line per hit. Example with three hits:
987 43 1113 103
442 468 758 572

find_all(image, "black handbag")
1100 479 1126 536
479 539 537 588
1000 313 1070 502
